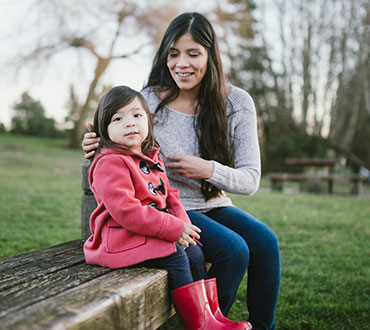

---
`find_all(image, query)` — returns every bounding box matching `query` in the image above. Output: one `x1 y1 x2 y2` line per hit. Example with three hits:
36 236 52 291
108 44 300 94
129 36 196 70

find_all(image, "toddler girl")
83 86 249 330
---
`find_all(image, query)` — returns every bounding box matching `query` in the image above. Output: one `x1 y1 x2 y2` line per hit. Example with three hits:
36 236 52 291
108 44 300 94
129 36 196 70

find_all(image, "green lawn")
1 134 369 329
0 134 82 257
229 192 370 329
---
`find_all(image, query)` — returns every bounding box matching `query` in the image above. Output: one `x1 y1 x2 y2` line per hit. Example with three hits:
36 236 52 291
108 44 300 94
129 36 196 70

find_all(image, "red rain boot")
204 278 252 330
171 279 249 330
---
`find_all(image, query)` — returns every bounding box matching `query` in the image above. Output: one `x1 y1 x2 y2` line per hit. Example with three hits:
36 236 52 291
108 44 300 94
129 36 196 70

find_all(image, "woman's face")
167 33 208 92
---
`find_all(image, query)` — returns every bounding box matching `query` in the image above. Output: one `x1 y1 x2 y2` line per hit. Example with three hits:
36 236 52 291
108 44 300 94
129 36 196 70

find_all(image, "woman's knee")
258 227 280 259
187 209 250 269
221 234 250 270
234 238 250 268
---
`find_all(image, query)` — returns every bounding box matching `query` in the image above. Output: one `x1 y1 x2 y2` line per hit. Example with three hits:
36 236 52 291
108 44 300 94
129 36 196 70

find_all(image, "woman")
83 12 280 330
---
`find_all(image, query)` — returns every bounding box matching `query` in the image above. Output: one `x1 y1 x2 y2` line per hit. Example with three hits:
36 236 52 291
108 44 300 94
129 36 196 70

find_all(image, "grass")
0 134 83 257
229 192 370 329
1 134 369 329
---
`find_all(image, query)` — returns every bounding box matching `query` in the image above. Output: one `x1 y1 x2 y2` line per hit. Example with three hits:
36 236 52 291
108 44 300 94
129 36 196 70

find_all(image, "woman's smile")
177 72 194 78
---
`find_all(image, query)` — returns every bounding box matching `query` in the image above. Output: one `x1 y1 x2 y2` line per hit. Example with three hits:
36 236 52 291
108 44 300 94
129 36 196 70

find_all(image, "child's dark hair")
93 85 159 156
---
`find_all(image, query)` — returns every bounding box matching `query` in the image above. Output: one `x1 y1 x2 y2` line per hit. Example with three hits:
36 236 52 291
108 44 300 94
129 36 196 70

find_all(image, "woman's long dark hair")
145 12 232 200
93 86 158 157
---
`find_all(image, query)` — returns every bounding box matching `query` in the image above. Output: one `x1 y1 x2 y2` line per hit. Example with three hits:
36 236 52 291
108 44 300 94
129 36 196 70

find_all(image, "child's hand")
178 223 201 249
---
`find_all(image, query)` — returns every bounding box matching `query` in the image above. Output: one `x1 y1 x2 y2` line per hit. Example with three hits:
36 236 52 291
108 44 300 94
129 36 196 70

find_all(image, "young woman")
83 12 280 330
84 85 251 330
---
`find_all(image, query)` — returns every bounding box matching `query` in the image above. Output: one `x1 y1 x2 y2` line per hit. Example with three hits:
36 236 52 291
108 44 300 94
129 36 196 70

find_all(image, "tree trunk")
69 57 112 148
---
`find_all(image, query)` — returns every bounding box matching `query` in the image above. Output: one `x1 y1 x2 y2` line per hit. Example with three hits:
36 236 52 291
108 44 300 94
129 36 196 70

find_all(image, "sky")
0 53 151 127
0 0 153 127
0 0 276 128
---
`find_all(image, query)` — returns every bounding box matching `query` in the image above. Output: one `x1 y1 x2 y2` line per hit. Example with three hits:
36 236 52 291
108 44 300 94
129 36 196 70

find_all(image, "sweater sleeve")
92 155 185 242
205 90 261 195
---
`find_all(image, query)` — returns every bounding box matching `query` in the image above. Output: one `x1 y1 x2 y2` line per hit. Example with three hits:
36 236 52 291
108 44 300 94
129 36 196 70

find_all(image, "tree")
327 0 370 169
3 0 181 147
0 122 6 133
329 52 370 169
211 0 300 170
10 92 60 137
226 0 370 171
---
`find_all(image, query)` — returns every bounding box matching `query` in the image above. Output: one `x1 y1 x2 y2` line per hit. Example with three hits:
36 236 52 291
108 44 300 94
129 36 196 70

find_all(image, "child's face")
108 97 149 154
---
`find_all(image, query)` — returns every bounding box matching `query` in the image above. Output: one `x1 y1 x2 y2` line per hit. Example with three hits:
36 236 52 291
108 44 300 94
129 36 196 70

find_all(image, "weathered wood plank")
0 240 86 291
81 160 91 192
0 262 113 317
81 195 95 240
81 161 95 240
0 241 84 271
1 267 173 330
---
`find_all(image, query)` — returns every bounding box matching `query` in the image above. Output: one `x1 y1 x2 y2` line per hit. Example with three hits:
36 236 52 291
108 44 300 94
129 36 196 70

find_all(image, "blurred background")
1 2 369 328
0 0 369 175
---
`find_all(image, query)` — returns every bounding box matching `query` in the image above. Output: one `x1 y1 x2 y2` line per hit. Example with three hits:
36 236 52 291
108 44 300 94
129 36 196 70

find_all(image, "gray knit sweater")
141 84 261 211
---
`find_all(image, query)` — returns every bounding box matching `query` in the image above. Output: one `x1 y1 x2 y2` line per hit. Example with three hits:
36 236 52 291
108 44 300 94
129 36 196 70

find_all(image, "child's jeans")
139 242 208 290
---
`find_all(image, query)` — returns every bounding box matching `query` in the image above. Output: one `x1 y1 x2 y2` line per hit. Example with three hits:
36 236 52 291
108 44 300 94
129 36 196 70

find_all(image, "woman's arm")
205 92 261 195
165 90 261 195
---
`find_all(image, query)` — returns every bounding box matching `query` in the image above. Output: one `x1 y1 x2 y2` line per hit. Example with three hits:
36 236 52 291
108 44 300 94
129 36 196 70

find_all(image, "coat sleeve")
91 155 185 242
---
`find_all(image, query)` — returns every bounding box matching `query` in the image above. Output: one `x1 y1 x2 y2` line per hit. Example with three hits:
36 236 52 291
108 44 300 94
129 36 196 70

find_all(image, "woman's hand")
82 123 100 159
177 223 201 249
166 155 214 180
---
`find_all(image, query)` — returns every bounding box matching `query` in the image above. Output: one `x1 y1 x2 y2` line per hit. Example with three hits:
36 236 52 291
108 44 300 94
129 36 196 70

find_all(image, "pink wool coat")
83 147 190 269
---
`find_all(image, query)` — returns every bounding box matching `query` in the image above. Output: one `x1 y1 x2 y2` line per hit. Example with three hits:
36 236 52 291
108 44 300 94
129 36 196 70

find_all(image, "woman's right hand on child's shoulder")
178 223 201 249
82 123 100 159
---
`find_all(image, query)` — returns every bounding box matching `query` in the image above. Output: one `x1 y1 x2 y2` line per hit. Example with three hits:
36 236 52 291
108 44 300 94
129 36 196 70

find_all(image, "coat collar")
97 147 161 164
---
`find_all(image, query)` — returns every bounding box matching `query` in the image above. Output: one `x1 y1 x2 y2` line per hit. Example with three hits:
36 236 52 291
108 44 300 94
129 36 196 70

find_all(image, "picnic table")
266 158 364 194
285 158 336 193
284 158 336 176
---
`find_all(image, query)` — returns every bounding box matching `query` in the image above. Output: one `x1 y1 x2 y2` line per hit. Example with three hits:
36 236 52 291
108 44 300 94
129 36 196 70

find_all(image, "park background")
0 0 369 329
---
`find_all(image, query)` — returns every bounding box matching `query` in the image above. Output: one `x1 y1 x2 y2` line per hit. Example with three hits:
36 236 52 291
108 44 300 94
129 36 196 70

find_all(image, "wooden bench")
266 172 364 195
348 174 366 195
265 172 335 193
0 161 182 330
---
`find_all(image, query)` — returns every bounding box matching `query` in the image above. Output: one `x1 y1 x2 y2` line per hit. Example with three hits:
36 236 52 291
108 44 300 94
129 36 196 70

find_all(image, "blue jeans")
188 206 281 330
139 243 207 290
